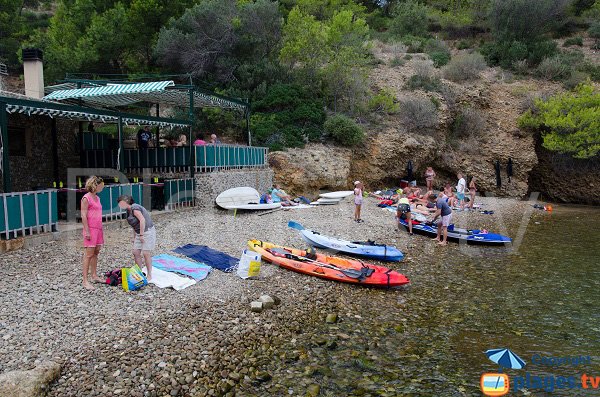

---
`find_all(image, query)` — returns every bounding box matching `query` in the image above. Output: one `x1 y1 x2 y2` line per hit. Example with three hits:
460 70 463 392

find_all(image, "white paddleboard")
230 203 281 210
311 200 339 205
216 187 264 210
317 197 342 203
319 191 354 199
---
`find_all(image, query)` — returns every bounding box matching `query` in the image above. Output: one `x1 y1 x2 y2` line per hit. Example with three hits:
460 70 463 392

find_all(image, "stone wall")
194 168 274 207
2 114 80 193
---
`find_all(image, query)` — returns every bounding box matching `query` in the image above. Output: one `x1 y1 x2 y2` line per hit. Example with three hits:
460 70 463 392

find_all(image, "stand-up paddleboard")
215 187 281 210
319 191 354 199
288 221 404 261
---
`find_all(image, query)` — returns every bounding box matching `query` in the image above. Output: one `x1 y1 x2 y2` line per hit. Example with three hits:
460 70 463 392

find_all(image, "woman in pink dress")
81 176 105 290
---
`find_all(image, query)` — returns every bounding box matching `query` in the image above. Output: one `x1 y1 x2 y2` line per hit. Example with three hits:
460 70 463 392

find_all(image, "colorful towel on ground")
151 254 212 281
143 265 197 290
173 244 238 273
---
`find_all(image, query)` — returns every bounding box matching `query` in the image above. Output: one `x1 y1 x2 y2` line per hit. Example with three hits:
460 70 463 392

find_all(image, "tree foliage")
518 84 600 159
324 113 365 146
388 1 429 38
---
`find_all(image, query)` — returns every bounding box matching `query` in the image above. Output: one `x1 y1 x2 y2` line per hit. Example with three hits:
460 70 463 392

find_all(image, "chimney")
22 48 45 99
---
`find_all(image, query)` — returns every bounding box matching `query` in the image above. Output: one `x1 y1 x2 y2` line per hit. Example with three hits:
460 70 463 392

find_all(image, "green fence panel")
36 192 51 225
6 196 22 231
206 146 216 168
22 194 37 228
0 197 5 233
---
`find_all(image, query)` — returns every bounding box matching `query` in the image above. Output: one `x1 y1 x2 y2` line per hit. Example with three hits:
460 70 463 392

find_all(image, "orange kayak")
248 240 409 288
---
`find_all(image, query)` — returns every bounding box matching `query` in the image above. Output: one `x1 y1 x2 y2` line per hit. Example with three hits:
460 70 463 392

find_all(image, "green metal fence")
163 178 194 210
97 183 144 220
0 190 58 239
82 132 109 150
82 144 268 172
194 144 268 171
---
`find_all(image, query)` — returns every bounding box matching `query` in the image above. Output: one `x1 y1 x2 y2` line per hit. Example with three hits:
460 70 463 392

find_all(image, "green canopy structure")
44 80 248 112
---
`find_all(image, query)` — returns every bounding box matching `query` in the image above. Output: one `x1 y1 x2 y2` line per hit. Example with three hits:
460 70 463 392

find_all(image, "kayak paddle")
287 220 304 230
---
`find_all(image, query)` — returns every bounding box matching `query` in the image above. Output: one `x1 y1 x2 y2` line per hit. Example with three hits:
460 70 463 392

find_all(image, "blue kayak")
398 218 512 245
288 221 404 261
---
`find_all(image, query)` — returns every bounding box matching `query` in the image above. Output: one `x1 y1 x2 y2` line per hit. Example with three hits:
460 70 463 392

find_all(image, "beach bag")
237 249 261 279
104 269 122 286
122 264 148 291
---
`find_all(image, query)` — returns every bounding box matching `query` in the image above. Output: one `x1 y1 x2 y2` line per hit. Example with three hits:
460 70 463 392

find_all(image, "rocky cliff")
270 43 573 199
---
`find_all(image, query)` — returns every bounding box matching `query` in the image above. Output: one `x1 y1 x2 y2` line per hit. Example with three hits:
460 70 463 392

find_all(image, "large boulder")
268 144 353 196
0 361 61 397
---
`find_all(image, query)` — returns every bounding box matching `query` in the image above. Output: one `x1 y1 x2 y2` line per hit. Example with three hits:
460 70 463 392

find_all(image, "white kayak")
215 187 281 210
319 191 354 199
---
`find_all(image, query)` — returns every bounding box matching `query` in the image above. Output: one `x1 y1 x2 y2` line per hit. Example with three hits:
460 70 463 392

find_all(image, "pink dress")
82 193 104 247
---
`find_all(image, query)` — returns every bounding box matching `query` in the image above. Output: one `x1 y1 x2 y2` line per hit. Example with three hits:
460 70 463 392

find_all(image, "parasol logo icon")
481 373 510 396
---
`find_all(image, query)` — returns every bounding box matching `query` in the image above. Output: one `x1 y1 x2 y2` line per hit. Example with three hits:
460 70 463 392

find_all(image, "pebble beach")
0 196 542 396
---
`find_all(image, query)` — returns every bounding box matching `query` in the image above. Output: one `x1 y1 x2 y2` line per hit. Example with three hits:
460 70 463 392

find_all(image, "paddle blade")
288 220 305 230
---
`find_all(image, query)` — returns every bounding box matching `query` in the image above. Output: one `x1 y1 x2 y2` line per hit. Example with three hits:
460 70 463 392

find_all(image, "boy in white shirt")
456 173 466 210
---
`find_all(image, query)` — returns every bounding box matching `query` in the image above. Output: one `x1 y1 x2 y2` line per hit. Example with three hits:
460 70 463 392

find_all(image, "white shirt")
457 178 466 194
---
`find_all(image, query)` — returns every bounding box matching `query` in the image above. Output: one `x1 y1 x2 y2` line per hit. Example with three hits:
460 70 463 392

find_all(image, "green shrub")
390 56 405 67
398 96 438 131
563 36 583 46
536 56 572 81
251 83 326 150
563 71 590 90
401 35 427 53
442 53 487 82
451 107 486 138
430 96 441 109
488 0 568 43
404 54 413 61
429 51 451 68
368 89 400 114
405 61 442 91
425 39 451 67
389 1 429 38
518 83 600 159
481 39 557 69
324 114 365 146
579 62 600 82
405 74 442 91
588 21 600 39
456 39 476 50
512 59 530 75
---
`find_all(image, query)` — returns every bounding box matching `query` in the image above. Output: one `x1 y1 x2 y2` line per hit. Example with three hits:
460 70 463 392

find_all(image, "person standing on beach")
468 177 477 210
424 167 436 192
81 176 105 290
428 193 452 246
354 181 364 223
396 196 413 235
117 195 156 281
456 173 466 210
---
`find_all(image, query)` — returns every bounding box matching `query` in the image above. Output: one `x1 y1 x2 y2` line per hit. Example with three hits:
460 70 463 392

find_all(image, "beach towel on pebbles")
173 244 238 273
152 254 212 281
143 266 197 290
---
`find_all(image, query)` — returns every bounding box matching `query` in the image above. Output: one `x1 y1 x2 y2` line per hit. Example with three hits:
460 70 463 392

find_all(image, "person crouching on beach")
354 181 364 223
396 195 413 235
428 193 452 246
117 195 156 280
81 176 105 290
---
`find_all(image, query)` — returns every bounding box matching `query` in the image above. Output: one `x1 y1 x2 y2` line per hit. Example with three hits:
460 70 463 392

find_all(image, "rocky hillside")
270 41 599 204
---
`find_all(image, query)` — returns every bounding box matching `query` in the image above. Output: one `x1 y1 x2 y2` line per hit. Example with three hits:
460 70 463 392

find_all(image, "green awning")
43 80 248 111
1 93 191 127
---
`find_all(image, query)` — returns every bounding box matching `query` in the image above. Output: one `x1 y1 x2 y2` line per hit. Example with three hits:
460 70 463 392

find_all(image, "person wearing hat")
354 181 364 223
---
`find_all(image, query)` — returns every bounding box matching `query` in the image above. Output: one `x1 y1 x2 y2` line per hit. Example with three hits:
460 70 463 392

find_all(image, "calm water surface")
290 206 600 396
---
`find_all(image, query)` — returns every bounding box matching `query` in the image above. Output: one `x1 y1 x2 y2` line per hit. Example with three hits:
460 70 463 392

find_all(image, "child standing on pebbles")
354 181 364 223
81 176 105 290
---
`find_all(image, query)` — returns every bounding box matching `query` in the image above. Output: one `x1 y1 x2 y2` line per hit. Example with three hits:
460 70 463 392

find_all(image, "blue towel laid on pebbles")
173 244 238 273
152 254 212 281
